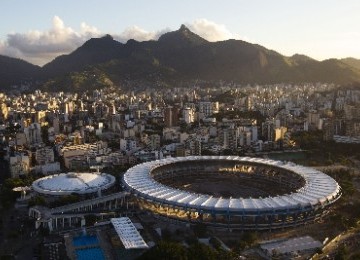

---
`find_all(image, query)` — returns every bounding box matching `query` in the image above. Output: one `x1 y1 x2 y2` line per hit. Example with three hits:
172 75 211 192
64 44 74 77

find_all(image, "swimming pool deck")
64 229 115 260
96 229 115 260
64 233 76 260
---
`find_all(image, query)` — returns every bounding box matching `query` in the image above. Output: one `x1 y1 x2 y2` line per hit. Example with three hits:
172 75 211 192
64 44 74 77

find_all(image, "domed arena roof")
32 172 116 196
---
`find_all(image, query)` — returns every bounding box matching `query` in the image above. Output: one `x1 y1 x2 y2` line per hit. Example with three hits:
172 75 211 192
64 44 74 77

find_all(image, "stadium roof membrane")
123 156 341 213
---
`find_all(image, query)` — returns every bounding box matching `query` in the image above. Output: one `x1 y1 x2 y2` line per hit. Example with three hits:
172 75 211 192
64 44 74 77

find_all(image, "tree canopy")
138 241 234 260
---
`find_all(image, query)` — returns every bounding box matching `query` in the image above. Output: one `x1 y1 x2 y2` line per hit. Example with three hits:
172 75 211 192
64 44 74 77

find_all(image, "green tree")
209 237 222 250
233 232 258 253
161 228 172 241
138 241 188 260
242 231 258 246
222 149 234 156
41 125 51 145
201 149 216 156
192 223 207 238
49 194 80 207
335 244 347 260
0 176 36 208
28 196 47 207
187 243 217 260
84 214 97 227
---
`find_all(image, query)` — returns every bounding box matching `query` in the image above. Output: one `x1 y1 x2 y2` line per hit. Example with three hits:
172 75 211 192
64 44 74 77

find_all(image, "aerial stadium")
123 156 341 230
32 172 116 196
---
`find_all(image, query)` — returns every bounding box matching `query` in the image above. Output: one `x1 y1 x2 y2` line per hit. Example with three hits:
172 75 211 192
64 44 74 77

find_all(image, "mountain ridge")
1 25 360 91
0 55 41 88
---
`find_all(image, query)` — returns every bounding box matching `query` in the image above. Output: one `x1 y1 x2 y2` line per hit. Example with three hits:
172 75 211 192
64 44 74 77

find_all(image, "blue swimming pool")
73 235 99 247
76 247 105 260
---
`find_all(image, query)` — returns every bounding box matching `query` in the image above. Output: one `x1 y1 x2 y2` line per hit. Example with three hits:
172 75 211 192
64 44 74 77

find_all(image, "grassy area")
267 151 307 161
291 131 360 166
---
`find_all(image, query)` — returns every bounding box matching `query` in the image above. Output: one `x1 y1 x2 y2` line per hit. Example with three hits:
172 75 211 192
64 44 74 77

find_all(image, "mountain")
341 58 360 71
1 25 360 91
41 26 360 90
0 55 40 88
158 24 208 47
42 34 124 78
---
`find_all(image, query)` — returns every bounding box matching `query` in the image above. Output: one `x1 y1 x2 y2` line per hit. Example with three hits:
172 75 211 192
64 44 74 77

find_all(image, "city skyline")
1 0 360 65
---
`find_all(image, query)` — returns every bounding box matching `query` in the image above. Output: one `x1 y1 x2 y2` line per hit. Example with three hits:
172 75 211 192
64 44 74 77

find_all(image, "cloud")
186 18 241 42
0 17 242 66
0 40 22 58
1 16 101 65
80 22 101 36
114 26 169 43
113 19 242 44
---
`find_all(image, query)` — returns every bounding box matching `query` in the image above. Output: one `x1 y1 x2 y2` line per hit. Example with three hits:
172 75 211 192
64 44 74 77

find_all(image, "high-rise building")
185 138 202 155
164 106 180 127
199 102 219 117
183 107 195 124
24 123 42 145
53 117 60 134
35 147 55 165
120 138 137 152
219 127 238 150
274 127 287 142
9 154 30 178
147 134 161 150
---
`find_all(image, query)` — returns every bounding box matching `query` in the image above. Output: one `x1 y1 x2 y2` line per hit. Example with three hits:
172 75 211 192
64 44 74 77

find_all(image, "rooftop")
32 172 116 195
111 217 148 249
123 156 341 213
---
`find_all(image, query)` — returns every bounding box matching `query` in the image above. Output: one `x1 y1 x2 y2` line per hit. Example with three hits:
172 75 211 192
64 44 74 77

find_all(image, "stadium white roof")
32 172 116 195
123 156 341 213
111 217 148 249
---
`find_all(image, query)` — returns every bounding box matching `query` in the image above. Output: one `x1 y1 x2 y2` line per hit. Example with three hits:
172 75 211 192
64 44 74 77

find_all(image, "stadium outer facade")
123 156 341 230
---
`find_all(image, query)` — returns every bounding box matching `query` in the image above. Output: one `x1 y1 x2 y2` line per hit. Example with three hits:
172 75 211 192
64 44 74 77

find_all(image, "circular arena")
32 172 116 196
123 156 341 230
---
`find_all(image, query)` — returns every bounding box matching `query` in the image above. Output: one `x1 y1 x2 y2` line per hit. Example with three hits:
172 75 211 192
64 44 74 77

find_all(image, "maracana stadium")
123 156 341 230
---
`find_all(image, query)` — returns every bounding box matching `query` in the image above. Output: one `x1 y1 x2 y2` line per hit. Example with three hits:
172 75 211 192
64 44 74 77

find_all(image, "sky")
0 0 359 66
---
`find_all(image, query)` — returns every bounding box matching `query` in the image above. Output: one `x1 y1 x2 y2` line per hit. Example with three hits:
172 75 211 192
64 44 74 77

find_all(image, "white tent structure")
111 217 148 249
